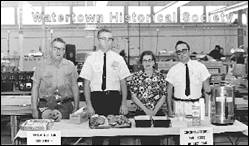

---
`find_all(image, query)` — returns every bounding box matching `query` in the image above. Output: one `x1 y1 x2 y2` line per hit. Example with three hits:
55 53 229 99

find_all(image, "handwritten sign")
180 127 213 145
27 131 61 145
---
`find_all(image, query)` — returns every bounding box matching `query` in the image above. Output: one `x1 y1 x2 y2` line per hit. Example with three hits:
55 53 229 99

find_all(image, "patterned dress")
127 70 168 112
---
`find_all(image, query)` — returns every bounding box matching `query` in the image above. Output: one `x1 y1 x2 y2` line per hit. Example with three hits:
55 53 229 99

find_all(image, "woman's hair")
139 51 157 70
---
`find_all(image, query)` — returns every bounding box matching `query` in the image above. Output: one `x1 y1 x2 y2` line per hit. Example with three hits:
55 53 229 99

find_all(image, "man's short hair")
97 28 112 39
175 40 190 50
51 37 66 46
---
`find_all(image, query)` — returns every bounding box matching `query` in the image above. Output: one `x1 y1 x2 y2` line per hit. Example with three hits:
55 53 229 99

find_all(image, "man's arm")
71 78 79 112
167 82 174 117
84 79 95 115
120 79 128 115
31 81 40 119
203 77 211 116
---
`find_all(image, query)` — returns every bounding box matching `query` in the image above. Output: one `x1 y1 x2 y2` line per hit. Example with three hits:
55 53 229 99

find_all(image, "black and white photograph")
1 1 248 145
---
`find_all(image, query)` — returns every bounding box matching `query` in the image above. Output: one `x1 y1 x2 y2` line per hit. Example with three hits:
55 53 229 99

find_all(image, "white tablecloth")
15 117 248 139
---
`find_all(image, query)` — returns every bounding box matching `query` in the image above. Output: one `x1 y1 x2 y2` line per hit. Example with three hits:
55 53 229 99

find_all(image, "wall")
1 24 245 64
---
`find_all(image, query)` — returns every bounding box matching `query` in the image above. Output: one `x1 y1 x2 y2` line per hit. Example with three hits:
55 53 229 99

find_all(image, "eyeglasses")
176 49 188 55
142 59 154 63
98 37 114 42
53 46 65 52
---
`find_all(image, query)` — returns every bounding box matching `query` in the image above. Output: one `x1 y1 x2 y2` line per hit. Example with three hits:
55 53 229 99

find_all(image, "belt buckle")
104 91 109 95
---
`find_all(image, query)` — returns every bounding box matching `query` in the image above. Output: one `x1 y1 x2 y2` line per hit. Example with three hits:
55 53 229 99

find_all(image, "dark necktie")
185 64 190 96
101 53 106 90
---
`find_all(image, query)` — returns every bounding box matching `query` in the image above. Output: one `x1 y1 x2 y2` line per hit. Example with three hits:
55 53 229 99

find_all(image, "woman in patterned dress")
127 51 168 116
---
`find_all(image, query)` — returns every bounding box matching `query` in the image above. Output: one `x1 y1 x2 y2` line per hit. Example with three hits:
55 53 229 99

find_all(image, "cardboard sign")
180 127 213 145
27 131 61 145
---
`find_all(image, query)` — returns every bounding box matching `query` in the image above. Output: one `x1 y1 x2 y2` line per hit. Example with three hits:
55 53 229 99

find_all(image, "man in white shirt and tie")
166 41 211 117
80 28 131 117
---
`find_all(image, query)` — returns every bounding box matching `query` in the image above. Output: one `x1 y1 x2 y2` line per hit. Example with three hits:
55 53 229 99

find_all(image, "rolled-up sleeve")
31 65 42 84
118 58 131 80
165 68 175 85
199 63 211 82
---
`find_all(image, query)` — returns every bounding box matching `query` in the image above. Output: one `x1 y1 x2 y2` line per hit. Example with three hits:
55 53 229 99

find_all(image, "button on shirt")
80 50 131 91
32 58 79 99
166 60 211 100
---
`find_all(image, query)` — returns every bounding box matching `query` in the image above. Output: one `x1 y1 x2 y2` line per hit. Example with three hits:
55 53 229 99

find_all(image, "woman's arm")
131 93 154 116
153 95 166 115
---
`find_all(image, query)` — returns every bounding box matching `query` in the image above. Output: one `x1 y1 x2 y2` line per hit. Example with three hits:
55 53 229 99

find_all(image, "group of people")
31 28 211 144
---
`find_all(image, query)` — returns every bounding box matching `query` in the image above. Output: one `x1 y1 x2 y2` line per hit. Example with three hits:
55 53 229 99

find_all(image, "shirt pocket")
42 72 53 88
173 73 184 86
92 63 102 73
190 71 201 85
111 61 120 71
63 71 72 83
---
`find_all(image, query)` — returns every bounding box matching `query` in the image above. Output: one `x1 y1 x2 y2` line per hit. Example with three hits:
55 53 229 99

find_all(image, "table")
1 105 32 145
15 117 248 145
1 95 32 145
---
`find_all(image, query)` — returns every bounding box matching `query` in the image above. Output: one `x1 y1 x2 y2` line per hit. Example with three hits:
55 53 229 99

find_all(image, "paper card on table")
180 127 213 145
27 131 61 145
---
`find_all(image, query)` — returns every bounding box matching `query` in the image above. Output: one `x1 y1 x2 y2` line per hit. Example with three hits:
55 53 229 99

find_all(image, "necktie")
101 53 106 90
185 64 190 96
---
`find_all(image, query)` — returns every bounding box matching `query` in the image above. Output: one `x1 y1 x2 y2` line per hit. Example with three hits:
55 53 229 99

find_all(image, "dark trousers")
91 91 122 116
90 91 122 145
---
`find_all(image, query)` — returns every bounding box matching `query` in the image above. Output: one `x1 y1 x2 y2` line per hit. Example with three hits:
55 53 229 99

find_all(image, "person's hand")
87 105 95 116
168 109 175 118
145 109 154 116
152 109 159 116
120 104 128 115
32 109 39 119
72 107 79 113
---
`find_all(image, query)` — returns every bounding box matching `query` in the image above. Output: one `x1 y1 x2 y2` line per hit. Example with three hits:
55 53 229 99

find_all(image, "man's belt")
40 97 73 104
59 98 73 104
92 90 120 95
173 97 200 102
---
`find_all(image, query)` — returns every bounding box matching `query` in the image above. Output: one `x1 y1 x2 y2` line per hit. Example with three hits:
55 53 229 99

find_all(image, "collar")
47 58 67 66
179 59 192 66
141 69 159 76
97 49 112 55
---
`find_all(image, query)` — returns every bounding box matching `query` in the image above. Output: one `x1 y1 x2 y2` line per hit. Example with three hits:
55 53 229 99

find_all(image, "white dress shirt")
80 50 131 91
166 59 211 100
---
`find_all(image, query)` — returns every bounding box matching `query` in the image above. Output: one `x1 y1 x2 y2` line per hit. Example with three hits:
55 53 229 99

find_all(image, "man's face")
98 32 113 51
175 43 190 63
51 41 65 61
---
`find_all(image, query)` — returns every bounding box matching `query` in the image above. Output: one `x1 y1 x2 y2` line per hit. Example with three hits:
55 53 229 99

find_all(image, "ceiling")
1 1 247 7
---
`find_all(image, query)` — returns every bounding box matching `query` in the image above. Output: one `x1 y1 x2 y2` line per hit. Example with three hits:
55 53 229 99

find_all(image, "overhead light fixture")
209 1 248 15
95 1 108 7
84 24 98 31
154 1 190 15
